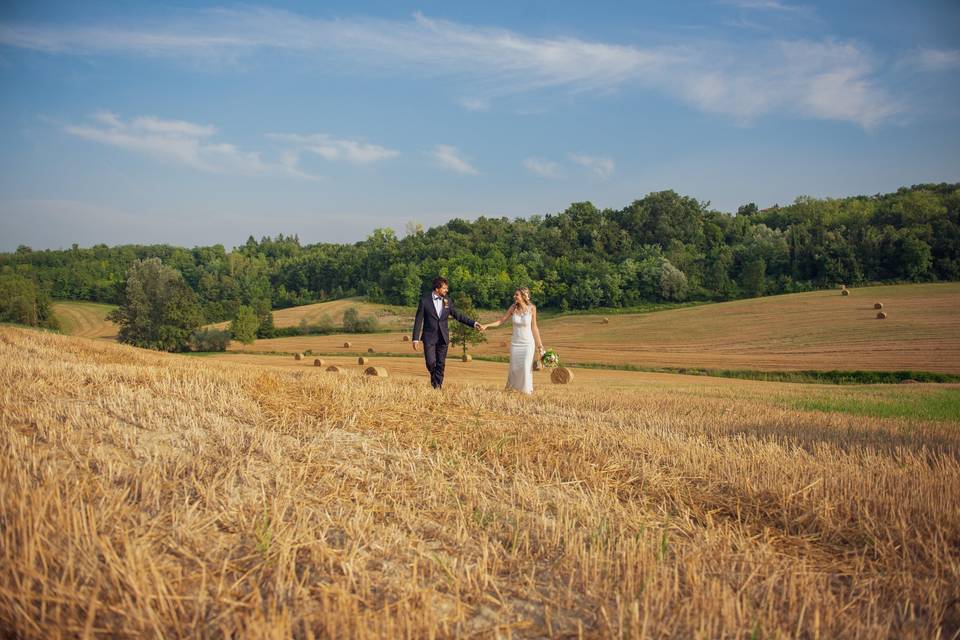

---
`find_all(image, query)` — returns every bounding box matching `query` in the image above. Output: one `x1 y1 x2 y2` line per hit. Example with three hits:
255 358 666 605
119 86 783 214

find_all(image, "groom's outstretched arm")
449 301 478 329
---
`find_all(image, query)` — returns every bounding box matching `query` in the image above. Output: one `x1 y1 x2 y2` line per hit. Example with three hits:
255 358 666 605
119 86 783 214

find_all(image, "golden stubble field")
236 283 960 374
54 283 960 373
2 325 959 638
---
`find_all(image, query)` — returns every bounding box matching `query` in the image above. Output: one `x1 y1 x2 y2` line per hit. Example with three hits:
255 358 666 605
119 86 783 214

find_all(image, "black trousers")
423 339 449 388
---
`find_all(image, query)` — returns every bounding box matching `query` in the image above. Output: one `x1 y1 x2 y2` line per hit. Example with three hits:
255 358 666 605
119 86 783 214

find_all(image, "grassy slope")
2 325 958 637
51 300 118 339
208 297 415 331
236 283 960 374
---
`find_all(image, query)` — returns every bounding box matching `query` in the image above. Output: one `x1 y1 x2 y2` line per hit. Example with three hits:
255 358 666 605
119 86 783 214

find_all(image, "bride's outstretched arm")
531 306 544 354
480 304 515 330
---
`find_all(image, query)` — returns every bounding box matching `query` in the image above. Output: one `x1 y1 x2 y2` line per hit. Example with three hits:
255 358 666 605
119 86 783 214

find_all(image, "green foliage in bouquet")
541 348 561 368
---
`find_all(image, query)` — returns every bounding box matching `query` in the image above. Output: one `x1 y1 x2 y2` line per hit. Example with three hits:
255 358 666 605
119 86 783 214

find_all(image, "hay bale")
294 353 303 361
841 289 850 296
900 379 919 384
874 302 883 310
402 335 410 342
876 311 887 319
364 366 388 377
601 317 610 324
462 354 472 362
325 365 343 373
343 341 352 348
313 358 325 367
358 356 369 365
551 367 574 384
367 347 375 353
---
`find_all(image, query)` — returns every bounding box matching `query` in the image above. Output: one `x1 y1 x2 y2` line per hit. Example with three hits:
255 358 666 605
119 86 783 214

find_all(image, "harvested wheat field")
51 301 119 340
233 284 960 374
2 325 959 638
468 282 960 373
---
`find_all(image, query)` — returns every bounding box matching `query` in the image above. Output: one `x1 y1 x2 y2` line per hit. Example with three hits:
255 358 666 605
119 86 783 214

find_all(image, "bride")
479 287 544 394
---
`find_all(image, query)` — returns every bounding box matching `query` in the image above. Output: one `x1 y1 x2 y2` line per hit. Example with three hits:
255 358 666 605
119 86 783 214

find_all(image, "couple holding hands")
412 276 543 394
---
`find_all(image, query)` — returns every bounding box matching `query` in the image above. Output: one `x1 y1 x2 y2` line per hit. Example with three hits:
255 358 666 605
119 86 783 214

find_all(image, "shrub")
188 328 231 352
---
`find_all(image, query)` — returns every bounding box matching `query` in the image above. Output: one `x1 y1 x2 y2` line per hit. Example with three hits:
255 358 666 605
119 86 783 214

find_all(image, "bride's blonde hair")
513 287 533 314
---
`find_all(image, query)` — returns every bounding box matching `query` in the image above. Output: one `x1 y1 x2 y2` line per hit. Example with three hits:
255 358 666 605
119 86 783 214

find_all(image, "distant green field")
789 387 960 423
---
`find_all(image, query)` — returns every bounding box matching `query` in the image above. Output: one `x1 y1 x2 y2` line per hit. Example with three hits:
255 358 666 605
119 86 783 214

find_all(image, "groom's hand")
412 340 420 351
474 322 483 331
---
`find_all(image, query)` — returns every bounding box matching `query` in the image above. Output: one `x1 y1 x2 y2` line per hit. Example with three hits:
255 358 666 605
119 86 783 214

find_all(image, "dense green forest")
3 183 958 326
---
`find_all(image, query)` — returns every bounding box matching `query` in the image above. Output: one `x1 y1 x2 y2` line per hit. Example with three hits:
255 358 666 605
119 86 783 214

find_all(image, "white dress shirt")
432 293 443 317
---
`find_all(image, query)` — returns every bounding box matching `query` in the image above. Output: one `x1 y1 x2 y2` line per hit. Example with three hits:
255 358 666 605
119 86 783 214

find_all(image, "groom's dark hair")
432 276 448 290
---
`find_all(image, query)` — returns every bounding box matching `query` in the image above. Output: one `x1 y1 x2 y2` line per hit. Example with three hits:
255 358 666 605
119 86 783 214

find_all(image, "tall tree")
450 294 487 359
109 258 203 352
230 305 260 344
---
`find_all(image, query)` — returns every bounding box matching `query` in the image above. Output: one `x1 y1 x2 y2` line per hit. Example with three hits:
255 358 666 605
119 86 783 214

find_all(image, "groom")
412 276 482 389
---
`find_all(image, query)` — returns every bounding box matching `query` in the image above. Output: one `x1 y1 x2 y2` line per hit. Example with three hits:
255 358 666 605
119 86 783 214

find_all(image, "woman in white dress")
479 288 545 394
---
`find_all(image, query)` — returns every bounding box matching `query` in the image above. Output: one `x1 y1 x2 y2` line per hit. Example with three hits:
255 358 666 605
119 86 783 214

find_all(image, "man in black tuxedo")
412 276 483 389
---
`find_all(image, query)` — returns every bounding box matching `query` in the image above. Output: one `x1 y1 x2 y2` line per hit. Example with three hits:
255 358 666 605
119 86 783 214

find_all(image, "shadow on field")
716 419 960 460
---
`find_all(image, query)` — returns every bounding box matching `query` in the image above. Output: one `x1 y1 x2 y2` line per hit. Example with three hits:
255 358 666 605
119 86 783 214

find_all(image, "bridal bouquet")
540 348 560 368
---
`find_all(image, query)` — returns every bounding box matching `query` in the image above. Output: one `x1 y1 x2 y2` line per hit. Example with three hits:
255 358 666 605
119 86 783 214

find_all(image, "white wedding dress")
506 310 535 394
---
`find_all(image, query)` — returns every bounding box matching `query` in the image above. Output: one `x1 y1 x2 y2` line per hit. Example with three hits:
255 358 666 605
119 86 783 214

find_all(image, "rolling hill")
208 297 414 331
51 301 119 340
232 283 960 374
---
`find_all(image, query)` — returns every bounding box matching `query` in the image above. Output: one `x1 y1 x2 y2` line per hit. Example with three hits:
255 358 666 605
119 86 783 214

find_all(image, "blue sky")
1 1 958 251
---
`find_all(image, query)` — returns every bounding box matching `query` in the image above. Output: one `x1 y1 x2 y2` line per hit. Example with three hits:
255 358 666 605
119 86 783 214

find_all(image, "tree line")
3 183 958 333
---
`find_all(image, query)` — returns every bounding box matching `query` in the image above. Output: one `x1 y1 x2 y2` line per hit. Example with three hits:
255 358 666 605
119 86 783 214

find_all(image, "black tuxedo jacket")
412 294 475 345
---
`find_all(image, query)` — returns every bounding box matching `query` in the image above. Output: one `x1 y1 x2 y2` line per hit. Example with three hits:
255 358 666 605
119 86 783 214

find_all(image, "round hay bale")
343 341 352 348
364 366 388 377
462 354 472 362
841 289 850 296
325 365 343 373
294 353 303 361
402 335 410 342
876 311 887 319
601 317 610 324
900 378 919 384
367 347 375 353
358 356 369 365
313 358 324 367
874 302 883 310
551 367 574 384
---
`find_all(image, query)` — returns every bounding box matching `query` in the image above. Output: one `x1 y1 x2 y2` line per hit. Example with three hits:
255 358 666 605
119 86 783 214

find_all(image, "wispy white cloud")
457 97 490 112
63 111 318 178
268 133 399 164
430 144 479 175
523 157 561 179
569 153 615 180
1 8 902 128
898 47 960 72
667 38 902 128
717 0 806 11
